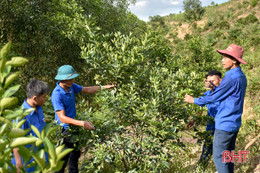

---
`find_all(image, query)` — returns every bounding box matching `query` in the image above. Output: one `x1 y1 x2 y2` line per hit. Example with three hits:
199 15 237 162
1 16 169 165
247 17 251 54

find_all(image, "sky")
129 0 230 21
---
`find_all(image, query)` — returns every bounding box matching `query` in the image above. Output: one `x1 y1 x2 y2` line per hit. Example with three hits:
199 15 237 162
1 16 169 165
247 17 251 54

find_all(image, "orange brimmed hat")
216 44 247 64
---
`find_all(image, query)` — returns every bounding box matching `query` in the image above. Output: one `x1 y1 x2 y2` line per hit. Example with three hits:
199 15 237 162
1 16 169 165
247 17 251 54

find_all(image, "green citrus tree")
0 42 73 173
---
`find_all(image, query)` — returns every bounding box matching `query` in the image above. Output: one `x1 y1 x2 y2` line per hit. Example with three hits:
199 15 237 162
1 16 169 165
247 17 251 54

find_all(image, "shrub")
206 32 218 46
0 42 72 172
238 3 243 9
251 0 258 7
243 0 250 7
228 27 243 40
71 32 220 172
218 20 230 29
236 13 259 25
203 20 214 31
184 33 192 40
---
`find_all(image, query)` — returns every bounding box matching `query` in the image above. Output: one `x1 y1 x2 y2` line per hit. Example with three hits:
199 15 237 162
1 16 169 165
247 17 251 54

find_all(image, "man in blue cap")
51 65 115 173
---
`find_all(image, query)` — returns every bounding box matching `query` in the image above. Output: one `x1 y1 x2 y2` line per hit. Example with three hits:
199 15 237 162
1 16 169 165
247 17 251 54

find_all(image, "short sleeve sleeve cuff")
73 83 83 94
51 94 65 111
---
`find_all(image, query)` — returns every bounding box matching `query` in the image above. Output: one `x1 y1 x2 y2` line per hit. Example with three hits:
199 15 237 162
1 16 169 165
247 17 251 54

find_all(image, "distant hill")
149 0 259 50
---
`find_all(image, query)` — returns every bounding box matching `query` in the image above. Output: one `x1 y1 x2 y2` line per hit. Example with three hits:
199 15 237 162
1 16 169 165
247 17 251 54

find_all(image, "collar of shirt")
225 66 242 77
22 99 38 114
56 81 73 94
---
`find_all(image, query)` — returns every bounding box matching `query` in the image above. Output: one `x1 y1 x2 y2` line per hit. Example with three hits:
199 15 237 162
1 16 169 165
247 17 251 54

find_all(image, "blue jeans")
213 129 238 173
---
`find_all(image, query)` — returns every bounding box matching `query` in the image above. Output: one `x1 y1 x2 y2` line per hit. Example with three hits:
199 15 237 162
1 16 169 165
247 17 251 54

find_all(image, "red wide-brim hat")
216 44 247 64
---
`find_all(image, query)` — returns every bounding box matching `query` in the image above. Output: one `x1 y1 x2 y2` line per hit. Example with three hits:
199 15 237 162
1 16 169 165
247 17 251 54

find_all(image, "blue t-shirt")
194 67 247 132
51 82 82 129
11 100 47 172
202 89 219 132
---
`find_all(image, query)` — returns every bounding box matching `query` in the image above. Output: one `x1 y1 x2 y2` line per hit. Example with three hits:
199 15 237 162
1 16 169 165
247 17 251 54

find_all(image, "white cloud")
135 0 148 7
129 0 229 22
170 1 180 5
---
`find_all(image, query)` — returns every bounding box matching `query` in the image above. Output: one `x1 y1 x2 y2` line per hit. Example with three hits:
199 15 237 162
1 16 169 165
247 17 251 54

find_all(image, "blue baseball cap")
55 65 79 80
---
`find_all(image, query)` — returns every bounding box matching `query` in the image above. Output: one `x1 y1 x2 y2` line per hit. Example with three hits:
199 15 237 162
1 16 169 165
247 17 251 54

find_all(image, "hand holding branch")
184 94 194 104
187 119 196 128
83 121 95 130
103 83 116 89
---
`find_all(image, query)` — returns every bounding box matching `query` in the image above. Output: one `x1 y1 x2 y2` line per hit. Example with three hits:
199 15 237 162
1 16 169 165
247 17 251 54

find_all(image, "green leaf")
43 123 52 133
10 137 38 147
55 145 65 155
57 148 73 162
46 125 59 138
4 71 22 89
0 42 11 59
0 117 12 126
0 97 18 110
0 140 8 152
41 129 45 139
36 139 43 147
17 146 32 163
0 57 6 73
2 65 12 79
5 108 34 119
0 87 4 97
8 128 30 138
0 123 9 136
31 125 41 138
16 119 26 128
52 160 64 172
5 57 28 67
3 85 20 97
44 137 56 160
32 151 45 170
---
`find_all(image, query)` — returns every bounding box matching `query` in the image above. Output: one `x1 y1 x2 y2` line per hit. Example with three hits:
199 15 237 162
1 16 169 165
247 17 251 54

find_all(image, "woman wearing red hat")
184 44 247 173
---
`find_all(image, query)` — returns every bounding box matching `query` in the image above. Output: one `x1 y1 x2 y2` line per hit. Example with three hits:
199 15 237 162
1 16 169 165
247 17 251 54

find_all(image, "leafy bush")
228 27 243 40
203 19 214 31
0 42 72 172
206 32 218 46
243 0 250 7
0 0 147 102
238 3 243 9
183 0 205 21
184 33 192 40
63 32 220 172
236 13 259 25
217 20 230 29
251 0 258 7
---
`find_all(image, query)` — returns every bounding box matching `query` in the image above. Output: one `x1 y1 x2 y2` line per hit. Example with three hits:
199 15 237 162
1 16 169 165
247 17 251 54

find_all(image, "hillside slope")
149 0 259 172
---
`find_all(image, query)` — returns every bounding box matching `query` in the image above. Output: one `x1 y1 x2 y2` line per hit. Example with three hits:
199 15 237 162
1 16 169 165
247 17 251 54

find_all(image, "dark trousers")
56 130 81 173
213 129 238 173
198 131 214 169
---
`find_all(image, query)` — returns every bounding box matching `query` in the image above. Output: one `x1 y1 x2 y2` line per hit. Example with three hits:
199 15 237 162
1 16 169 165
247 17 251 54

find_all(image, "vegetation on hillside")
0 0 259 172
148 0 259 172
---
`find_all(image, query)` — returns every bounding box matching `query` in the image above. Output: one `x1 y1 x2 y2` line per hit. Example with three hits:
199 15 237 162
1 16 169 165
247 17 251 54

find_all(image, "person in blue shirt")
12 79 49 173
187 70 222 170
184 44 247 173
51 65 115 173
